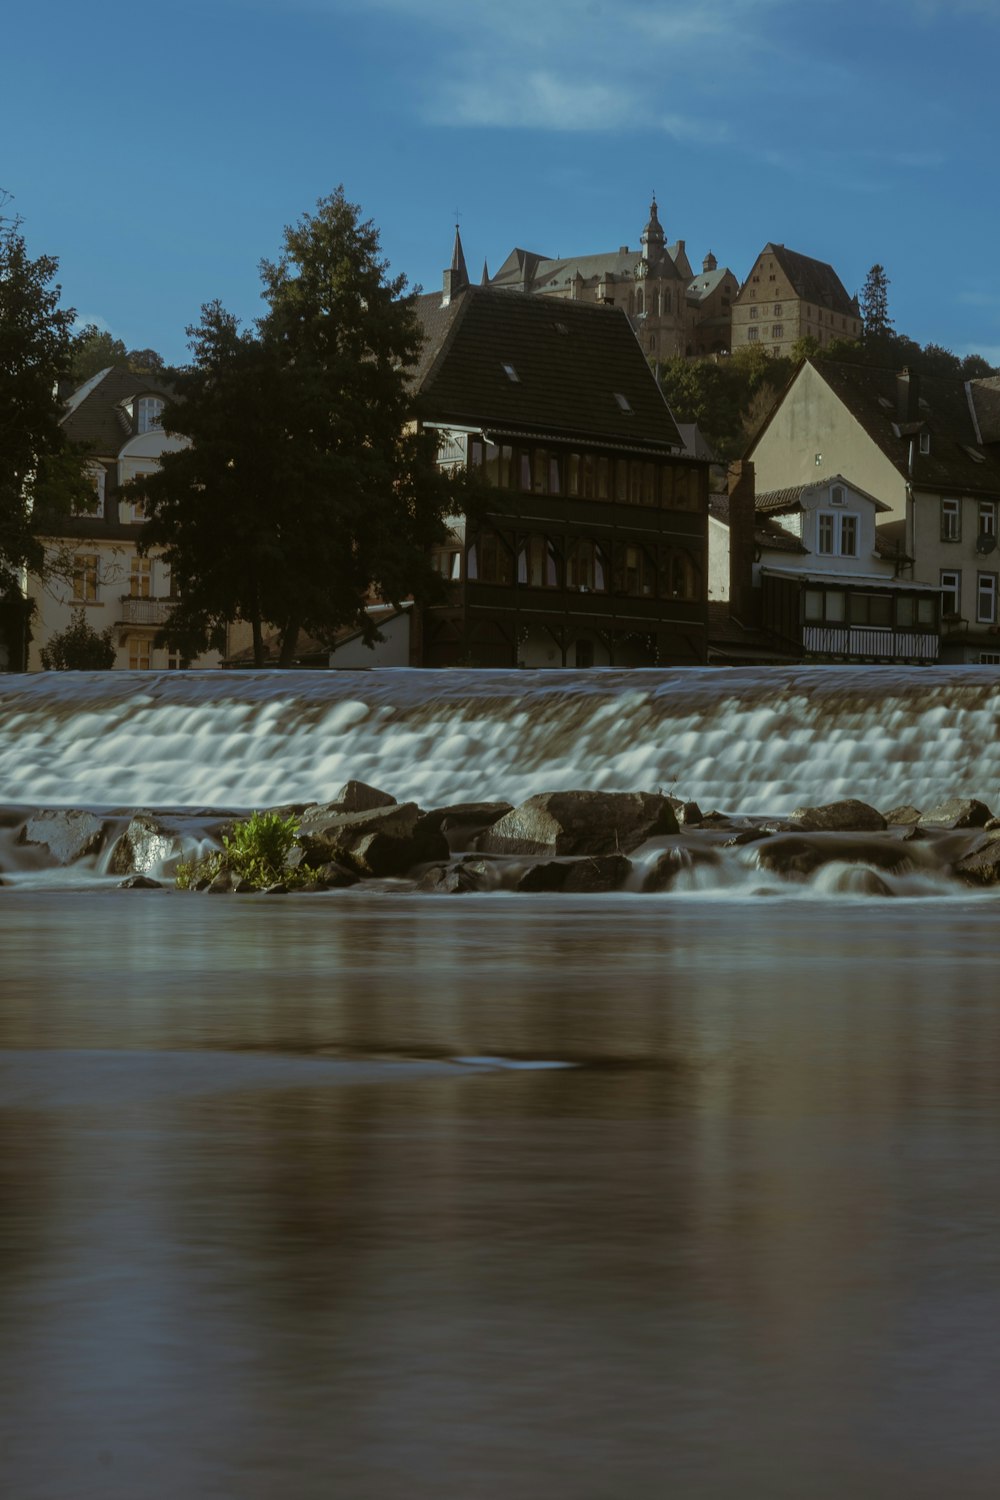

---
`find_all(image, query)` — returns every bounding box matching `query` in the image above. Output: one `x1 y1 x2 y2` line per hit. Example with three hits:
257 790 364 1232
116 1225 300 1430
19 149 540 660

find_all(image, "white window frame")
816 510 859 557
941 497 961 542
940 569 961 618
136 397 164 434
979 501 997 538
976 572 998 624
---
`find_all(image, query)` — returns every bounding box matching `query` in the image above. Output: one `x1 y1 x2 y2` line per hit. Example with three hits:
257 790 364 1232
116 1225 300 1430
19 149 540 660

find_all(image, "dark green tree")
39 606 116 669
139 188 477 666
69 324 168 384
860 264 893 347
0 198 89 607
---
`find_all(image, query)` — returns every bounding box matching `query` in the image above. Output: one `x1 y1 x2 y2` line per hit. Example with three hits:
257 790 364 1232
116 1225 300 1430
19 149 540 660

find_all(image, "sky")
4 0 1000 366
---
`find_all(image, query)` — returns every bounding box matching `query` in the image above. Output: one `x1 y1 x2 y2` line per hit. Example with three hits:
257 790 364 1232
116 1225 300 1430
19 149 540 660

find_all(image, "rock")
754 834 911 879
918 798 992 830
206 869 233 893
232 876 257 894
19 809 106 865
423 802 514 849
107 812 183 875
791 799 886 833
641 846 720 892
954 830 1000 885
515 861 570 893
417 863 489 893
985 817 1000 831
666 796 704 827
118 874 163 889
330 780 397 814
312 861 360 889
296 801 449 878
562 855 632 893
884 804 922 826
724 829 770 848
476 791 678 858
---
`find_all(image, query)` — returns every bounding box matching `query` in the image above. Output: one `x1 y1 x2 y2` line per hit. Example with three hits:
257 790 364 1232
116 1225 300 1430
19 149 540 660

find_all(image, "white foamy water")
2 665 999 816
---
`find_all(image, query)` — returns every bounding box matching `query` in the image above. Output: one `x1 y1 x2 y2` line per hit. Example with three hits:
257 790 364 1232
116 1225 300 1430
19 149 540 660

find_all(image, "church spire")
641 195 665 264
481 258 490 286
442 224 470 306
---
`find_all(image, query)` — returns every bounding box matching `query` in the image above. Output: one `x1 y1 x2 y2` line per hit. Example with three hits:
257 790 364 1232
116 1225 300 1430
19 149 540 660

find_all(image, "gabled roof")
60 366 175 456
686 267 732 304
490 244 687 293
747 244 858 316
756 474 891 515
968 375 1000 444
411 286 684 452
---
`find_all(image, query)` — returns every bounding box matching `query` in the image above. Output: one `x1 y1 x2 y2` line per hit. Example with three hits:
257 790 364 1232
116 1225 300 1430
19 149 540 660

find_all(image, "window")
533 449 561 495
665 466 700 512
747 327 759 342
773 303 783 317
980 653 1000 664
917 597 937 627
803 590 846 623
615 543 656 597
750 305 759 320
940 569 961 618
501 362 519 383
919 431 931 455
817 511 858 557
896 595 915 629
72 553 98 603
130 556 151 598
614 392 633 413
662 548 700 601
482 442 513 488
128 636 151 671
467 529 514 585
848 593 893 626
136 397 164 434
941 498 961 542
830 485 845 506
431 547 461 580
75 465 104 516
977 572 998 624
566 539 608 593
517 535 560 589
979 501 997 538
772 324 784 340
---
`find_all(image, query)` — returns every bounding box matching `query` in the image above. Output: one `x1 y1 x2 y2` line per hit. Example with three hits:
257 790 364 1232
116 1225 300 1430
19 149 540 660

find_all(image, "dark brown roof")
412 286 684 453
756 516 806 554
969 376 1000 444
61 366 175 456
765 244 858 316
809 361 1000 495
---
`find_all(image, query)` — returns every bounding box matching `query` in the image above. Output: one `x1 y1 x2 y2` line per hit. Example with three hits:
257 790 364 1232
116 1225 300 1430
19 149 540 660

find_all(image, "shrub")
40 607 116 670
175 810 302 891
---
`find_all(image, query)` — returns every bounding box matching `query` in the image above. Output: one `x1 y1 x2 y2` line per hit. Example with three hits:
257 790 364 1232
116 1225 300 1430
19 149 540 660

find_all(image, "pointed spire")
442 224 470 306
641 196 665 263
481 258 490 286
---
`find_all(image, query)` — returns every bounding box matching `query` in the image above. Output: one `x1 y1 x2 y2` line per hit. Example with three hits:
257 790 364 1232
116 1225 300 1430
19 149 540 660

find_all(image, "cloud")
432 70 635 131
72 312 115 335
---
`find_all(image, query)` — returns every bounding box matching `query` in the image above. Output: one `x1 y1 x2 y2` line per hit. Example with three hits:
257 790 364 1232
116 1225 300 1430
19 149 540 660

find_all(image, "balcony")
118 596 174 627
803 625 939 661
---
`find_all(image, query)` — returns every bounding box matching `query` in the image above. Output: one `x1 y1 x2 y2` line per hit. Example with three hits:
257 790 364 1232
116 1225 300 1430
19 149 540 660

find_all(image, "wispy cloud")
431 70 635 131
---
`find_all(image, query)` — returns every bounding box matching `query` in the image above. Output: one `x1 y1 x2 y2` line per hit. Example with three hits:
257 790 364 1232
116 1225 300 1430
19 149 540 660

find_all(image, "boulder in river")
328 780 397 814
476 791 678 858
108 812 184 875
296 801 448 877
754 833 912 879
19 809 106 865
918 798 992 830
423 802 514 849
791 800 886 833
884 805 922 826
953 831 1000 886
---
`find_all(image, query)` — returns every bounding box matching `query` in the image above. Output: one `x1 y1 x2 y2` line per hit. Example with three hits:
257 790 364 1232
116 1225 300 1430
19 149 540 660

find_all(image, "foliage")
860 263 893 347
175 810 303 890
69 325 168 384
137 187 480 667
0 194 90 600
39 606 116 669
658 346 796 459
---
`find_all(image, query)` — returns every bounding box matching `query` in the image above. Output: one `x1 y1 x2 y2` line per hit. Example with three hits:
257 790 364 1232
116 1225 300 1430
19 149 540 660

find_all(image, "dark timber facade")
412 263 709 668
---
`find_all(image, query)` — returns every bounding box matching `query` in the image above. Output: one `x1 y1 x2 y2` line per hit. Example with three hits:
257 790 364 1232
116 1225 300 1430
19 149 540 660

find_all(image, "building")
730 245 861 360
27 367 245 671
410 257 711 668
487 201 739 363
747 360 1000 663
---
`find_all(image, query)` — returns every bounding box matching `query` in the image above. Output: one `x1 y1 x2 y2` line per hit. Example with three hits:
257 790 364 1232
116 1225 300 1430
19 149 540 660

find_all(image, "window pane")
804 590 823 621
818 514 834 554
895 595 915 628
825 591 846 622
840 515 858 558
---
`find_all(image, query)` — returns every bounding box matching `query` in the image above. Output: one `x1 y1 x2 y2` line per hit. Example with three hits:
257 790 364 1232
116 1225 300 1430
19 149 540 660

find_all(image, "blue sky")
5 0 999 366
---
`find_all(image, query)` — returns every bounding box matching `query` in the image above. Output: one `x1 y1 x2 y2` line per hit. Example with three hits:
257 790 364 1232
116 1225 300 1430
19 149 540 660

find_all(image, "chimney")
896 367 920 423
727 460 759 625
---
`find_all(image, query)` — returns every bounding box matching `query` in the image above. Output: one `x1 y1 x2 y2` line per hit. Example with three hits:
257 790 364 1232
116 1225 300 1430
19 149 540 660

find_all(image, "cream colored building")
731 244 861 360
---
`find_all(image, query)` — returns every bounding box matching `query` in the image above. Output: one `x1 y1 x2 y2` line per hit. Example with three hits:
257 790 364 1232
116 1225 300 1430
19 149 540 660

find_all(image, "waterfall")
3 666 999 816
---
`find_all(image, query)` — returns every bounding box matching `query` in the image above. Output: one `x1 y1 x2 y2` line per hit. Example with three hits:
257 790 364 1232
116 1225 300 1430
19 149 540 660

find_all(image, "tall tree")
140 189 476 666
69 324 168 384
0 197 88 612
860 264 893 347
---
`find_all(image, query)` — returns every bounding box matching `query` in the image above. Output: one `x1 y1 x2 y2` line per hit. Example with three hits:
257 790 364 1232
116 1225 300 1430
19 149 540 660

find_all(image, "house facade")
486 201 739 364
747 360 1000 663
27 368 246 671
730 245 861 360
411 271 710 668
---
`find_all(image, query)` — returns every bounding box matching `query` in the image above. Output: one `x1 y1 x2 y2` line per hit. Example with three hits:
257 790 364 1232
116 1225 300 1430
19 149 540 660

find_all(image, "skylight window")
614 392 633 413
962 444 987 463
501 362 519 382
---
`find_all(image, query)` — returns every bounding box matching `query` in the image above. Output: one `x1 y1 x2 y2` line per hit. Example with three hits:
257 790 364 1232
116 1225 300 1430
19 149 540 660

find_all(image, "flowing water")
2 669 1000 1496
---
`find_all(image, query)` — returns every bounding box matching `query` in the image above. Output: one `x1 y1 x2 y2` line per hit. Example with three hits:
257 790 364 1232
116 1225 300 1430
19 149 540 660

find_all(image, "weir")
3 666 999 816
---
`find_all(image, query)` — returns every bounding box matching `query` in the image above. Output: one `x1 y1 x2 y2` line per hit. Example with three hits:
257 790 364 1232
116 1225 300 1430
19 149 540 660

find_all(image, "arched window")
467 528 514 585
517 535 560 588
566 539 608 593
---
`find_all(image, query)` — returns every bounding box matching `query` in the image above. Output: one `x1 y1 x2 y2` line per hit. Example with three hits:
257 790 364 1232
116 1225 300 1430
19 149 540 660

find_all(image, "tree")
860 264 893 347
1 196 89 609
39 607 116 669
140 189 477 666
69 324 168 384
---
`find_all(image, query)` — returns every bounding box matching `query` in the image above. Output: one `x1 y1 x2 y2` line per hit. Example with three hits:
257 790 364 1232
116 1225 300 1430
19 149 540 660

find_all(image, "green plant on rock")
175 810 303 891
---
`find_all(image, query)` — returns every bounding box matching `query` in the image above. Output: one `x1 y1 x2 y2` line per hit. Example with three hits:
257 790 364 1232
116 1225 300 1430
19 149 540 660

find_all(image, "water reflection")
3 894 1000 1496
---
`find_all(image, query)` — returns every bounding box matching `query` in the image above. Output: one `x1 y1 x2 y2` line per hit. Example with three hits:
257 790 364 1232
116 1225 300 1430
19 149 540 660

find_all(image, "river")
3 887 1000 1498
